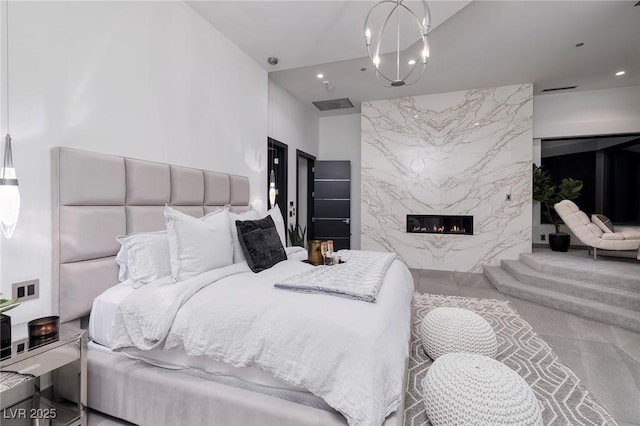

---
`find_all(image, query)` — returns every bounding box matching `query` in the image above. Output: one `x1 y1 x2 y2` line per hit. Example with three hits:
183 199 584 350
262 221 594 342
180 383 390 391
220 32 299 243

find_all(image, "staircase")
484 252 640 332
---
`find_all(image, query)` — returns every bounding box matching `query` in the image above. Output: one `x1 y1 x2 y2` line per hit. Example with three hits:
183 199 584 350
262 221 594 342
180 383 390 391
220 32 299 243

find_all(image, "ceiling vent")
541 86 578 93
312 98 354 111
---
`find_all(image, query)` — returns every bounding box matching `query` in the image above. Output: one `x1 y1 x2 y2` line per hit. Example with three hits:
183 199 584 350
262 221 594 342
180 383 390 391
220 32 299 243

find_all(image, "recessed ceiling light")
474 122 480 126
408 59 416 65
413 115 419 118
317 73 324 79
615 71 626 76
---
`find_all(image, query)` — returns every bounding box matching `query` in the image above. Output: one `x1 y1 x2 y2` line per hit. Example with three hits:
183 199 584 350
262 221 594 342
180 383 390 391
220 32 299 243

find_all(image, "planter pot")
1 314 11 359
549 233 570 252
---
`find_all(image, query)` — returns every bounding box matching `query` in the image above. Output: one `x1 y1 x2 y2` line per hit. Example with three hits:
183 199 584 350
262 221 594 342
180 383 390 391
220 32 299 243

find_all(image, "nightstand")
0 325 87 425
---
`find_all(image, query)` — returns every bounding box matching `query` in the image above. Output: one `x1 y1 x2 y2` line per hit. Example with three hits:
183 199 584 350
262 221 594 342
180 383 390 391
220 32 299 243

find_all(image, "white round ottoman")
423 353 543 426
419 307 497 359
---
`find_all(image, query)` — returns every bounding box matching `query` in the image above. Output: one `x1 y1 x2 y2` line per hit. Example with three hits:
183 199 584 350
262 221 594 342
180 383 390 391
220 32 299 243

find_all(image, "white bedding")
89 280 303 390
88 341 332 411
106 251 414 426
89 268 333 411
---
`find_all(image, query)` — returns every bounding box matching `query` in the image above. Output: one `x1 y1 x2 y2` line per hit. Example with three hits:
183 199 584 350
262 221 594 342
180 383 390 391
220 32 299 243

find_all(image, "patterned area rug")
405 294 618 426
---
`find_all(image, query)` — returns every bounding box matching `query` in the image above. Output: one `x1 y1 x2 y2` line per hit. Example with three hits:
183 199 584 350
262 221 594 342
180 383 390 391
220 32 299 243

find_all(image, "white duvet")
108 256 414 426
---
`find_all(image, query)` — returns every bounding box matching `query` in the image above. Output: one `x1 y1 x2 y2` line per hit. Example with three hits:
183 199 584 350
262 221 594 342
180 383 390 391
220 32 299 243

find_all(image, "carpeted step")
501 260 640 311
519 252 640 292
484 266 640 333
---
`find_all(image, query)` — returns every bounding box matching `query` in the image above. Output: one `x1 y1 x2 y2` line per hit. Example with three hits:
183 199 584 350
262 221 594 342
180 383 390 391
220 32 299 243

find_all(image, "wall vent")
312 98 354 111
541 86 578 93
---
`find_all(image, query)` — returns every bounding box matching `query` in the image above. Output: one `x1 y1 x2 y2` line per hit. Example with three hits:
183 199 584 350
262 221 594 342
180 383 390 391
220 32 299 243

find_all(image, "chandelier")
364 0 431 87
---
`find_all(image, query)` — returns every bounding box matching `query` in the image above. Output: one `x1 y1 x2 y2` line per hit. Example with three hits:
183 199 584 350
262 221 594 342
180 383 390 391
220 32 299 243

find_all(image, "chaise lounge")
554 200 640 261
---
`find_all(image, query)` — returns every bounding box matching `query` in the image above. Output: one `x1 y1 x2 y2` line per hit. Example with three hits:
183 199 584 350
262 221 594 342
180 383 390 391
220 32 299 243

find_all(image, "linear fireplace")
407 215 473 235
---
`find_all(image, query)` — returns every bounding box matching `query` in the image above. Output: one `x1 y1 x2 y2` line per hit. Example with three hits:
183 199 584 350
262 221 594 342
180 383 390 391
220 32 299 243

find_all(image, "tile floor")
411 268 640 426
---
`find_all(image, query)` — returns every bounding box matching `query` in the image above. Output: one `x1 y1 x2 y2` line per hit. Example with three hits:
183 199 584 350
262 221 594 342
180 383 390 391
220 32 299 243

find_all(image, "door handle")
342 218 350 224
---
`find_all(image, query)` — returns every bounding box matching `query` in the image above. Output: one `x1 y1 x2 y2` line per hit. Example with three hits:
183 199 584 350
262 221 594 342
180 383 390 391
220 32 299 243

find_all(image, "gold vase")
307 240 323 266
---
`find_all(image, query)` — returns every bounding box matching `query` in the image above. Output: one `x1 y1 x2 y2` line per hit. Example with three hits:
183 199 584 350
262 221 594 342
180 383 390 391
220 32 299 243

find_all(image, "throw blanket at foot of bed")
275 250 396 302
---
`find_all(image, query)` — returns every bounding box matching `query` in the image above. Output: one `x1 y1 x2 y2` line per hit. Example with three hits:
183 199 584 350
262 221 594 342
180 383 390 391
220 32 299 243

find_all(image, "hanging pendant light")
0 0 19 239
268 138 277 209
269 169 277 209
364 0 431 87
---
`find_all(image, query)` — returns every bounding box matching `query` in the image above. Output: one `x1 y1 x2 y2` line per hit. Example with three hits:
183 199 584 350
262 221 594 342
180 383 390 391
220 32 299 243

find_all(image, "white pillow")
115 245 128 282
229 209 260 263
164 206 233 281
265 205 287 248
115 231 171 288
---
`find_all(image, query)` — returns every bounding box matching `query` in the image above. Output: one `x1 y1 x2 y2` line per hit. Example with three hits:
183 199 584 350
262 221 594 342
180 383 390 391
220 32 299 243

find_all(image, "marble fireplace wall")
361 84 533 272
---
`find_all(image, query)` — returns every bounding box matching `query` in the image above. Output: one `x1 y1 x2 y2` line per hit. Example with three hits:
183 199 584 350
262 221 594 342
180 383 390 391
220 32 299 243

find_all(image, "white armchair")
554 200 640 260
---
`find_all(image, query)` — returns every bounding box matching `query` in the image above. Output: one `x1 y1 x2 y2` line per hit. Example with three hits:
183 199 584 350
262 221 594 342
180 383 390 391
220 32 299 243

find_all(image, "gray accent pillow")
236 215 286 273
592 214 614 233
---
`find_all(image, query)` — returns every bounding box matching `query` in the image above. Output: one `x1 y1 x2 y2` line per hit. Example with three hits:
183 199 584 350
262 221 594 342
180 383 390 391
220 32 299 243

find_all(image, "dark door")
313 161 350 250
296 150 316 245
268 138 287 223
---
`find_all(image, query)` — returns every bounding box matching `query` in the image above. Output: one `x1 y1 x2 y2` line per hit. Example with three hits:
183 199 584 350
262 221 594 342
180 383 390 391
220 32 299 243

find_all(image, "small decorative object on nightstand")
28 316 60 349
0 293 20 360
1 325 87 425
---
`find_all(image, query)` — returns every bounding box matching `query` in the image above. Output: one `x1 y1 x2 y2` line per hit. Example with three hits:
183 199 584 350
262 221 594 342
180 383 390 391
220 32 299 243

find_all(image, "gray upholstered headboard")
52 147 251 323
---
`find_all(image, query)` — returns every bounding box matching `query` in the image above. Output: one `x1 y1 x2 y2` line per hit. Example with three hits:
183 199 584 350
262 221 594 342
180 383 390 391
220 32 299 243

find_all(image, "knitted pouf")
419 307 497 359
423 353 543 426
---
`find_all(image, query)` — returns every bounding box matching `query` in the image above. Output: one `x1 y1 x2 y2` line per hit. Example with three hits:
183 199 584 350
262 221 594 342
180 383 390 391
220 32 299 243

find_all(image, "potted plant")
288 223 307 247
533 164 583 252
1 294 19 358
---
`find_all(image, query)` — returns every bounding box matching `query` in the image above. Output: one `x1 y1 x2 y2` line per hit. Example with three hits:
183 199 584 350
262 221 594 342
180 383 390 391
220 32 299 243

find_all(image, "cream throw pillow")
164 206 233 281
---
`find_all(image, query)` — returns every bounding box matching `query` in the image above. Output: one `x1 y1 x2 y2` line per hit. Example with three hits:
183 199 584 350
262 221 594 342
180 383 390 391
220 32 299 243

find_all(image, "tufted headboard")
52 147 251 323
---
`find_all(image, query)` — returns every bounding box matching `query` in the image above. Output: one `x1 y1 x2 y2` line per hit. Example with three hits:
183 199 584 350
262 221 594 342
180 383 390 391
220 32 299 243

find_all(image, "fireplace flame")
411 226 466 233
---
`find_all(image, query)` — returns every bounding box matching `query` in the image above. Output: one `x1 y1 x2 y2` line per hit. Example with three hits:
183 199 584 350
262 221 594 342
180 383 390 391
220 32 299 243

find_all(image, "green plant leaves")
532 163 584 234
288 223 307 247
0 293 19 314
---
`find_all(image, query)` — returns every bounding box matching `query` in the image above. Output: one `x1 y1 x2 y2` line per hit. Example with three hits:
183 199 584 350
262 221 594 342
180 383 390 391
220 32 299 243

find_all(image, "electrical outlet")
12 279 39 302
12 338 28 354
541 234 546 241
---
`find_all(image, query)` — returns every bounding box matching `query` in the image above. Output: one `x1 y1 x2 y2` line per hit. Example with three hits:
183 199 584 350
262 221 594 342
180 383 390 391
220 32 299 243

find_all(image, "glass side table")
0 325 87 426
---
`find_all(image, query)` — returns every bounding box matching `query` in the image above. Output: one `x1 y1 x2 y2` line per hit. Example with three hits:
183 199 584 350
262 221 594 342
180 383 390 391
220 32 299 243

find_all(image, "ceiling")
187 1 471 71
189 1 640 116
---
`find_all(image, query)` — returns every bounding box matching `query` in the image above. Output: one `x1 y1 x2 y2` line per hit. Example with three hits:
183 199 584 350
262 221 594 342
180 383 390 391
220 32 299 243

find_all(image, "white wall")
0 1 267 326
318 114 362 249
534 86 640 139
267 80 319 232
532 86 640 243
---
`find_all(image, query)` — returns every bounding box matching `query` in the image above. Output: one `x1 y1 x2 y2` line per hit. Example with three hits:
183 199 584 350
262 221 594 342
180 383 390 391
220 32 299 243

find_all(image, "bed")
52 147 413 426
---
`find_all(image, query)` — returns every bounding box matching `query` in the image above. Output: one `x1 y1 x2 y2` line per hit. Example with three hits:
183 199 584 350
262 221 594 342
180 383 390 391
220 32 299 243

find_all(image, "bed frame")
52 147 407 426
